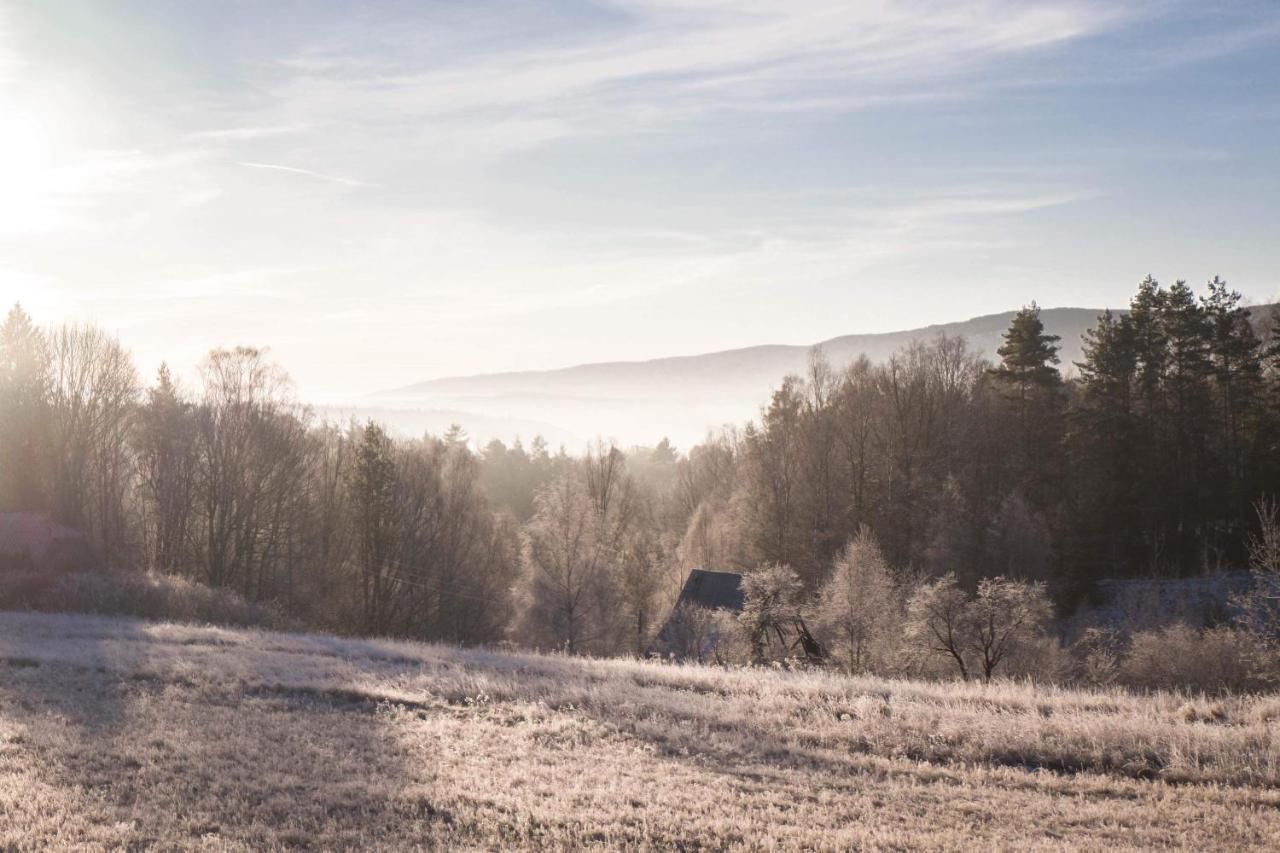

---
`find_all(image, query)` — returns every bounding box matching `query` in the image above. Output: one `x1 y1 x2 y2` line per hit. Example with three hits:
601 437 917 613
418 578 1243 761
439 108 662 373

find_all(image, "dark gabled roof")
675 569 745 612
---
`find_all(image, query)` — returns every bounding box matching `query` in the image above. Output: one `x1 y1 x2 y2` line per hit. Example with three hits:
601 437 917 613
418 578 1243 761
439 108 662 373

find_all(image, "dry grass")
1 611 1279 850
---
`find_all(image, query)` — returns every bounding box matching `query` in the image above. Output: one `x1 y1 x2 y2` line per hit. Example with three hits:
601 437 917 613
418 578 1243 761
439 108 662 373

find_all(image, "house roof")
675 569 745 612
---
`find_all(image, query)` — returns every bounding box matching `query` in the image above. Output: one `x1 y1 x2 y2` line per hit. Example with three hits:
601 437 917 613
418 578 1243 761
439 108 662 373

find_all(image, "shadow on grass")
0 611 459 849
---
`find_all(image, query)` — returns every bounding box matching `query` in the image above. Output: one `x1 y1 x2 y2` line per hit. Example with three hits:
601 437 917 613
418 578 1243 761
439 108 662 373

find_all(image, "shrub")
709 609 752 665
656 602 721 662
1233 497 1280 648
1071 626 1126 687
1120 624 1269 694
0 570 278 629
1000 635 1071 683
738 564 805 664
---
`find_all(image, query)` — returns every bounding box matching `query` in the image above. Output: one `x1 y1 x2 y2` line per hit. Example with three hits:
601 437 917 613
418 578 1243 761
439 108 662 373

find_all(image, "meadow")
1 610 1278 851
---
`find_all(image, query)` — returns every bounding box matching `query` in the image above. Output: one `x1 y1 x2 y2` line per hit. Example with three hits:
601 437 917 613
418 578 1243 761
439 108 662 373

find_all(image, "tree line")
0 324 517 644
674 276 1280 604
2 275 1278 658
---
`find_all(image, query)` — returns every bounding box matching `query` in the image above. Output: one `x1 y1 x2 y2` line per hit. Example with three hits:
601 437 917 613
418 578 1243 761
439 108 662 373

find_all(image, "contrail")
236 161 375 187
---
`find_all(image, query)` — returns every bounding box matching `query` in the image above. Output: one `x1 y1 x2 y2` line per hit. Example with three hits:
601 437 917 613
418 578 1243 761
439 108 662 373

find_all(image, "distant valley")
368 307 1112 448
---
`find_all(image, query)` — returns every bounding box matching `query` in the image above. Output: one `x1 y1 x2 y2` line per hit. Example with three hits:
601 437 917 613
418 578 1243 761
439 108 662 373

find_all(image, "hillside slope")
375 308 1106 447
2 611 1278 850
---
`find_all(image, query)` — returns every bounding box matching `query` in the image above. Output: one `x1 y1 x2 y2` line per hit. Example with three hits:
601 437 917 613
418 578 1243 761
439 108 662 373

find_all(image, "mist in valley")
4 1 1280 849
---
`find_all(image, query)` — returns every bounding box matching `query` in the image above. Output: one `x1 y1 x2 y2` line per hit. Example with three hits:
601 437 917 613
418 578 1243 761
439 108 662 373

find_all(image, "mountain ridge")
387 307 1100 395
371 307 1111 446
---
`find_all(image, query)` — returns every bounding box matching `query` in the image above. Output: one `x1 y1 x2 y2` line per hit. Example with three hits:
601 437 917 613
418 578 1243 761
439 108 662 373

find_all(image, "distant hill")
373 307 1113 448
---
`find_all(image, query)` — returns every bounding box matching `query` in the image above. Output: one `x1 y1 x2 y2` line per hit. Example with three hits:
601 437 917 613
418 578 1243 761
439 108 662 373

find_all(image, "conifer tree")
349 421 399 634
1160 281 1213 567
1202 278 1263 530
1070 309 1141 581
987 303 1064 510
990 302 1062 394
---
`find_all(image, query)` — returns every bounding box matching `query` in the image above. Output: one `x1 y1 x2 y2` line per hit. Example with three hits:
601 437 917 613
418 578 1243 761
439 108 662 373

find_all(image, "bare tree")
616 533 664 654
745 381 805 571
193 347 310 600
675 429 738 522
834 356 876 535
47 324 140 568
906 573 1052 682
516 472 617 654
906 573 973 680
1233 497 1280 649
968 577 1052 681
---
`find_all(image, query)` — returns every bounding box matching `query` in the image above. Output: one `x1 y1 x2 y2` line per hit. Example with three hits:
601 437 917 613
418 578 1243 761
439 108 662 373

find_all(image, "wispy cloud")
4 0 1278 400
188 124 309 142
261 1 1127 147
235 161 375 187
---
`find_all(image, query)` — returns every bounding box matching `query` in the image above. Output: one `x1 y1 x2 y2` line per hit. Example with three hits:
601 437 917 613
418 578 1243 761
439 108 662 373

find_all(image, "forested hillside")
3 276 1279 674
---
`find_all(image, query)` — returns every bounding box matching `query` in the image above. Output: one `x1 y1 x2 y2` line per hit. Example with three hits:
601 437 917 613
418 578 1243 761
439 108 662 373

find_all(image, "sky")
1 0 1278 402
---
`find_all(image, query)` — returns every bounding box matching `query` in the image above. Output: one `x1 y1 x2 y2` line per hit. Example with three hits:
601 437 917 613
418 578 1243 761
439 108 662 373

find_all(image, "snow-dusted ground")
1 610 1278 850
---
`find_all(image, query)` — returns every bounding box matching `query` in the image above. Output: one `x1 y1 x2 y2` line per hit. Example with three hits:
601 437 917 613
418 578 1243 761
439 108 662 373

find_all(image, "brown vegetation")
1 611 1279 850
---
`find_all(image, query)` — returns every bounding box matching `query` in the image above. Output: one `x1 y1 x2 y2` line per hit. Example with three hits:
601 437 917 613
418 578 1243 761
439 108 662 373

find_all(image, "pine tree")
1202 278 1264 539
1160 281 1213 570
1128 276 1168 419
349 421 399 634
987 303 1064 511
1069 309 1141 583
990 302 1062 393
135 364 198 574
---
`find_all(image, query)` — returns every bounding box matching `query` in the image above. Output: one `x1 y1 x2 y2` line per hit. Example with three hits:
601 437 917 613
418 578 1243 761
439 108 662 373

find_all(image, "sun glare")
0 110 59 236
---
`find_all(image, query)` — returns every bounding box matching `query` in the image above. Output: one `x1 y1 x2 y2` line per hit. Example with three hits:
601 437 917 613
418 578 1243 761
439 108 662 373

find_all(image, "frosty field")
1 610 1278 851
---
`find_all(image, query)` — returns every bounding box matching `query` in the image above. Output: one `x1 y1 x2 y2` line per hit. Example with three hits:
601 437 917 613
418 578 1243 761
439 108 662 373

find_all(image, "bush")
1000 635 1072 683
0 570 279 629
1120 624 1270 694
1070 627 1126 687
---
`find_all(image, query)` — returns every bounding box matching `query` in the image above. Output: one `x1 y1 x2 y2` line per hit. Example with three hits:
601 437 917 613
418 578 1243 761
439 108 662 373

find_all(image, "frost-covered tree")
816 527 898 673
968 577 1052 682
906 573 1051 682
516 473 617 654
905 573 973 680
1233 498 1280 652
738 563 804 664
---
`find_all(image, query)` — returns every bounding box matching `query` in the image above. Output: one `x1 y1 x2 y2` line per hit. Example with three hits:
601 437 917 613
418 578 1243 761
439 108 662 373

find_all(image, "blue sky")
1 0 1278 400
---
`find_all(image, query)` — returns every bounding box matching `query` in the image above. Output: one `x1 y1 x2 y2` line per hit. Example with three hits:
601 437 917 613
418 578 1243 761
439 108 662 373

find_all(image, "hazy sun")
0 110 59 237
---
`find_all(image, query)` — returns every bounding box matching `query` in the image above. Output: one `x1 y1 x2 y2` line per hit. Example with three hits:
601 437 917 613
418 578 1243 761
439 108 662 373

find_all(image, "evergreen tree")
134 364 199 574
990 302 1062 393
1202 278 1264 539
1069 309 1141 584
348 421 399 634
1159 281 1213 569
1128 276 1169 418
987 303 1064 511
